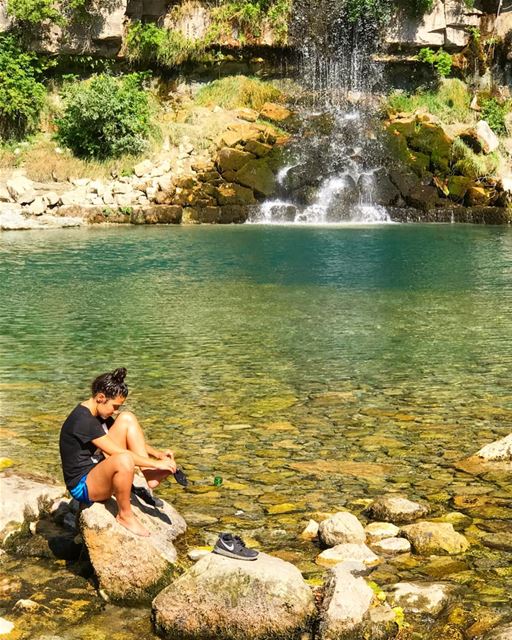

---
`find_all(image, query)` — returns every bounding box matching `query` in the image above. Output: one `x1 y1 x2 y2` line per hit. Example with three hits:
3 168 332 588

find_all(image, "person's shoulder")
62 404 97 428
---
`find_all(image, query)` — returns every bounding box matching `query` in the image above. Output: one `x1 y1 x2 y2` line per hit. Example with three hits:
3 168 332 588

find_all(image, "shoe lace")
233 535 246 548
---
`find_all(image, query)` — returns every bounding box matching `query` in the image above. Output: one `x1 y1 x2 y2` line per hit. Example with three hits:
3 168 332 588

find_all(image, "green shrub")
56 73 153 159
481 97 509 136
0 34 47 139
7 0 61 23
125 22 201 67
451 137 498 179
417 47 453 77
195 75 282 110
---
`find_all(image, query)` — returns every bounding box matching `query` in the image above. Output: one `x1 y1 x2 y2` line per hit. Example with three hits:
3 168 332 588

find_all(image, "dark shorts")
69 474 93 506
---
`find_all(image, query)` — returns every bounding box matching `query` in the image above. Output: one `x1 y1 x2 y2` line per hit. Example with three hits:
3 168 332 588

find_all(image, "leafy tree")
0 33 47 139
56 73 153 159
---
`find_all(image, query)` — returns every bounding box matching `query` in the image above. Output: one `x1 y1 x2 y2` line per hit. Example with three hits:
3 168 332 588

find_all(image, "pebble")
371 537 411 555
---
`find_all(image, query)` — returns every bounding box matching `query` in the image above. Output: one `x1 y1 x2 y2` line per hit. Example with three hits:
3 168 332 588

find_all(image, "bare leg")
86 452 150 537
108 411 171 488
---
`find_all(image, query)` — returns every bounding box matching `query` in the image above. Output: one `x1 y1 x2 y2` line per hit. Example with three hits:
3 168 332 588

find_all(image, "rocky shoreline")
1 431 512 639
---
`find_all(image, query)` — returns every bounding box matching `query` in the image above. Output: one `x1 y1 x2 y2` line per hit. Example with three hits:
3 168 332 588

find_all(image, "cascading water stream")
251 0 392 224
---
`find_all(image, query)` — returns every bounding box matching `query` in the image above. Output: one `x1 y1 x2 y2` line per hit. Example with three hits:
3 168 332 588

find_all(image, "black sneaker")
131 485 164 508
212 533 259 561
173 468 188 487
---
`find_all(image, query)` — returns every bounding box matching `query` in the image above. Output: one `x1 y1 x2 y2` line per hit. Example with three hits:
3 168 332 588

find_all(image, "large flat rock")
152 552 316 640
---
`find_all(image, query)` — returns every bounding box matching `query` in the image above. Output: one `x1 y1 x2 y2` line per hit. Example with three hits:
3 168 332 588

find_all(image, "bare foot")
116 514 150 537
143 469 171 488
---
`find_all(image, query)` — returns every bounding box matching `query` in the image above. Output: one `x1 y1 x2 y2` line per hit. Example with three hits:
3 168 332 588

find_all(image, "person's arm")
91 434 174 471
146 443 175 460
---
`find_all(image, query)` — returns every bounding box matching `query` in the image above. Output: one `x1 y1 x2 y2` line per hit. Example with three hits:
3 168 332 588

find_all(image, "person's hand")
154 448 175 461
156 458 177 473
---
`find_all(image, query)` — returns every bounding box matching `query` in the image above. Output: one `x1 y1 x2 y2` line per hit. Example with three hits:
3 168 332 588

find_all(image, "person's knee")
112 451 134 472
117 410 138 426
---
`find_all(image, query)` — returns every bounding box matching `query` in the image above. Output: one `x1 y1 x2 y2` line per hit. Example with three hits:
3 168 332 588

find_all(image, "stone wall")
1 1 509 59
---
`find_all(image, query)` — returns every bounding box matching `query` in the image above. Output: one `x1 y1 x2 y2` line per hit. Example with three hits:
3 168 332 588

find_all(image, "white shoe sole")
212 547 258 561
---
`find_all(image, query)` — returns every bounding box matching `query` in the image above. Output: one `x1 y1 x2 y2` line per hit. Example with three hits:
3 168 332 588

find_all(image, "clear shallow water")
2 224 512 638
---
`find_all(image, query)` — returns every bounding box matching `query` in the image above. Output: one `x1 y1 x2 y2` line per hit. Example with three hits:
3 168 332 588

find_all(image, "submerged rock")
318 512 366 547
388 581 454 616
400 522 469 555
367 495 428 524
152 552 316 640
318 562 397 640
80 494 186 603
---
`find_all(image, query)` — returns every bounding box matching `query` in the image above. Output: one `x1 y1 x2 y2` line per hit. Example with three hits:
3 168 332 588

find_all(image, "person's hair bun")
112 367 127 383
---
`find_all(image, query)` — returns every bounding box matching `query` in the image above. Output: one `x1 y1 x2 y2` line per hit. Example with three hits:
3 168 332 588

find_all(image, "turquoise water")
1 224 512 637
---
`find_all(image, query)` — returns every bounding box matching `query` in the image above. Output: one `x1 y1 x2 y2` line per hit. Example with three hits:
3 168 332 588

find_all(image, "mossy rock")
466 186 491 206
216 148 255 173
409 122 452 158
215 183 256 206
388 118 416 138
448 176 472 201
235 159 277 197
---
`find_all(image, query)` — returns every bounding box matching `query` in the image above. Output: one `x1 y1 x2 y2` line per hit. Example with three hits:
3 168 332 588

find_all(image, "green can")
214 475 223 487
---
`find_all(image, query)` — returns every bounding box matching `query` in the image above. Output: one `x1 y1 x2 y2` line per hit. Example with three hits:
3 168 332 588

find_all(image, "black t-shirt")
59 404 114 490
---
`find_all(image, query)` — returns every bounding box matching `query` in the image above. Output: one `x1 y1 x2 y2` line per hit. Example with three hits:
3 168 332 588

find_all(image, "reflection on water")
1 224 512 637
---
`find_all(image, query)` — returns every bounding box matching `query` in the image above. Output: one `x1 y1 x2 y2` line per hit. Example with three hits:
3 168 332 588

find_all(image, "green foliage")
481 97 510 136
195 75 282 110
451 137 498 179
208 0 291 44
0 33 48 139
387 79 472 124
7 0 61 24
125 22 201 67
417 47 453 77
56 73 153 159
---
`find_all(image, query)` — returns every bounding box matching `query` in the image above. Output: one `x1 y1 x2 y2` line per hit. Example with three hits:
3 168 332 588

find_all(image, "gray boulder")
318 512 366 547
400 522 469 555
317 543 381 568
152 552 316 640
477 433 512 461
0 471 66 542
367 495 429 524
80 493 186 603
388 581 454 616
318 562 397 640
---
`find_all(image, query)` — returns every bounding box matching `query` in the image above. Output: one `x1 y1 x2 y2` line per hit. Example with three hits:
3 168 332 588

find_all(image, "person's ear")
95 393 107 404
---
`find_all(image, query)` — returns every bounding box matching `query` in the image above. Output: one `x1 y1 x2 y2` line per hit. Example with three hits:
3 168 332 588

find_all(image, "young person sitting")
59 368 176 537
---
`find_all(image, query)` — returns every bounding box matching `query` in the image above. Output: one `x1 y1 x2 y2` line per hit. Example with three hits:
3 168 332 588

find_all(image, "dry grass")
13 137 142 182
195 76 283 111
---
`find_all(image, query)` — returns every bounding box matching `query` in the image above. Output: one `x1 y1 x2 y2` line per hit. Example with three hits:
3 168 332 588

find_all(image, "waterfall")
251 0 392 225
